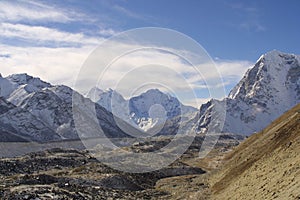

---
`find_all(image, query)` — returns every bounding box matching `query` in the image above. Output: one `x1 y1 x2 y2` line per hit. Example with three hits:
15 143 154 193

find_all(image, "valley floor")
0 135 240 199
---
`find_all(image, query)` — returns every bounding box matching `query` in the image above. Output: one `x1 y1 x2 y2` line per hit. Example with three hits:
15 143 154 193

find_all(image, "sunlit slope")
211 103 300 199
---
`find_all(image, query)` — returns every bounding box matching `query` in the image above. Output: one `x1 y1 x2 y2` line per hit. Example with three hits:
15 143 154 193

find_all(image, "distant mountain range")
0 74 137 142
0 50 299 142
86 87 197 132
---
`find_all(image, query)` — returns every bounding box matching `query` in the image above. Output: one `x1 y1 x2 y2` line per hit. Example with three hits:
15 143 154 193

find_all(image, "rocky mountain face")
87 88 197 132
86 87 127 113
0 96 60 142
0 74 134 142
196 50 300 135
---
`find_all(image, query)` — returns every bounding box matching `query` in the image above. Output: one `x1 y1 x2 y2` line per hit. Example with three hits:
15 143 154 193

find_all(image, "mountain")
1 50 298 141
0 74 49 105
0 96 60 142
87 88 197 132
196 50 300 135
210 103 300 199
0 73 137 142
86 87 127 112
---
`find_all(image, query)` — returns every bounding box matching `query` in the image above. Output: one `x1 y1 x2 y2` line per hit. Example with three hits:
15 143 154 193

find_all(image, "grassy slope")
210 103 300 199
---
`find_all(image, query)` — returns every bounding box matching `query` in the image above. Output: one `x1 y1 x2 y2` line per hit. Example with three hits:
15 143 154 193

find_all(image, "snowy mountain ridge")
86 87 197 131
196 50 300 135
0 74 136 142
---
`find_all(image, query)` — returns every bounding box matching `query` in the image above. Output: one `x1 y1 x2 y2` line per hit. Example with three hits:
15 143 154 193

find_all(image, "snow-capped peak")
0 74 52 105
138 88 169 98
0 74 137 142
229 50 300 100
105 88 114 92
6 73 50 88
129 88 197 118
86 87 104 102
86 87 126 112
198 50 300 135
86 87 197 133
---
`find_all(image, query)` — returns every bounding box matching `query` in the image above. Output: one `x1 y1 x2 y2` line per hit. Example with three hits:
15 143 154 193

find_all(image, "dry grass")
158 104 300 199
210 103 300 199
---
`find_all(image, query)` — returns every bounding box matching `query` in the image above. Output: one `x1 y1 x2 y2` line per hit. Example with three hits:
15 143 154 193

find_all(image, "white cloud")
0 0 73 23
0 23 102 45
215 59 253 82
186 60 252 84
113 4 144 20
229 2 266 32
0 44 95 87
240 21 266 32
111 3 158 25
184 98 212 108
99 28 119 37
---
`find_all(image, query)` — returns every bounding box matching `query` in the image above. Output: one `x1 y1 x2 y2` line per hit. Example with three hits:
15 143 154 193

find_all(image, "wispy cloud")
111 3 159 25
99 28 119 37
215 59 253 82
229 2 266 32
182 59 252 86
0 0 74 23
184 98 212 108
0 44 94 87
240 21 266 32
0 23 102 46
0 1 118 46
113 4 143 20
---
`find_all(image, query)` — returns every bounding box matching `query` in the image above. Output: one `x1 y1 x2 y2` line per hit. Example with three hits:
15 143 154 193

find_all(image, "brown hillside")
210 103 300 199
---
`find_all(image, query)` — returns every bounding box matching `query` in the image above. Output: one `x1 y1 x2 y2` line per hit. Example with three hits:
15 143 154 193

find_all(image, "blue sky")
101 0 299 60
0 0 299 106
